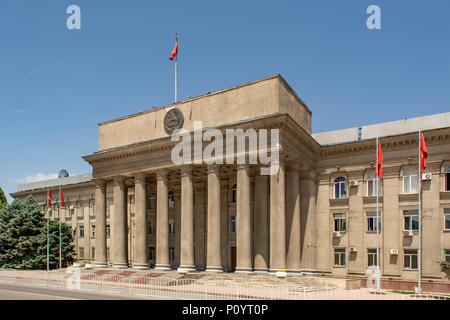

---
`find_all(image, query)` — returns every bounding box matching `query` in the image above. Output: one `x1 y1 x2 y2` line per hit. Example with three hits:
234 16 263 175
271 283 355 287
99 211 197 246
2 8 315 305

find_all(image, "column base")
205 266 223 273
235 267 253 274
286 269 302 275
155 264 171 271
133 263 149 270
94 262 108 268
253 268 269 273
178 265 196 273
112 263 128 269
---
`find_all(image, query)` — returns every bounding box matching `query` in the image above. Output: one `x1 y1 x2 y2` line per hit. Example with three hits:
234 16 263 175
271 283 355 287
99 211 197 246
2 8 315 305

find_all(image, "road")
0 283 165 300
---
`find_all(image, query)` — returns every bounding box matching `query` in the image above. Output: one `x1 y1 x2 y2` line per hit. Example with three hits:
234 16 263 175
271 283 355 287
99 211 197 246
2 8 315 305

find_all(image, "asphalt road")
0 283 163 300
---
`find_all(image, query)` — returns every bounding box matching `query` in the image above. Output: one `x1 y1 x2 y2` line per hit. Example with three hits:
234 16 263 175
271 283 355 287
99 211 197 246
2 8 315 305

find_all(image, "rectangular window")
148 247 155 261
106 225 110 238
445 209 450 231
367 212 382 232
92 247 95 260
404 250 418 270
148 220 154 234
445 250 450 263
169 219 175 234
91 204 95 216
367 176 381 196
69 206 74 217
106 200 111 216
404 210 419 231
79 247 84 260
334 248 346 266
231 216 236 233
91 225 95 238
107 248 110 260
79 225 84 238
333 213 346 232
368 249 380 267
446 169 450 191
148 195 156 210
404 172 419 194
169 247 175 261
80 206 84 218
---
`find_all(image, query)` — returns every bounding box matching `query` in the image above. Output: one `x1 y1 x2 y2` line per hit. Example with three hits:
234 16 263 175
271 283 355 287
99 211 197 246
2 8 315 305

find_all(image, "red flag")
420 133 428 172
169 42 178 61
47 188 51 208
377 141 383 178
60 186 65 207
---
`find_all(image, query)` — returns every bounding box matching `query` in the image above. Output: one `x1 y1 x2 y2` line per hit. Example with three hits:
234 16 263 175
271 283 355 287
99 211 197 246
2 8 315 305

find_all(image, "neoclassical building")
11 75 450 285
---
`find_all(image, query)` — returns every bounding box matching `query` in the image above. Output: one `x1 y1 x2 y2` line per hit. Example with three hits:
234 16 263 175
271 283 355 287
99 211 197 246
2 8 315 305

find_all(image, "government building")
11 75 450 288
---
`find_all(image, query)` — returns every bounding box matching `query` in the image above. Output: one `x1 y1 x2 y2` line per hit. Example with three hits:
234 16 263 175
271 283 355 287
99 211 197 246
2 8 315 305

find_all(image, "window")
231 216 236 232
334 248 346 266
445 167 450 191
169 247 175 261
106 225 110 238
169 219 175 234
79 225 84 238
107 248 110 260
367 174 381 196
333 213 346 232
232 184 237 203
148 194 156 209
148 247 155 261
368 249 380 267
72 227 76 237
445 209 450 231
168 191 175 208
79 247 84 260
148 220 154 234
367 212 382 232
404 210 419 231
334 177 346 199
91 204 95 216
404 250 418 270
92 247 95 260
91 225 95 238
80 206 84 218
445 250 450 263
106 200 111 216
68 206 74 217
403 170 418 194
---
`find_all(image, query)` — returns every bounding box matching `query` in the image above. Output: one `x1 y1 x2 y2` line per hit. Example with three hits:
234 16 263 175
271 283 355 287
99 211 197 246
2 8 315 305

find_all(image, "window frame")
91 224 95 238
404 249 418 270
168 191 175 209
445 250 450 263
367 211 382 232
334 248 346 267
333 213 347 232
367 248 380 267
445 167 450 192
403 170 419 194
445 208 450 231
334 177 347 199
232 184 237 203
79 225 84 238
168 218 175 234
403 210 419 231
367 174 382 196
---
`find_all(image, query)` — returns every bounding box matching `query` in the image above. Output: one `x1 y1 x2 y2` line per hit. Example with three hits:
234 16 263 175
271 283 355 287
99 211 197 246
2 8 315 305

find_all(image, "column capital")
207 164 220 174
180 166 193 177
94 179 106 189
156 169 168 182
236 164 250 171
286 160 300 172
113 176 126 186
135 172 147 184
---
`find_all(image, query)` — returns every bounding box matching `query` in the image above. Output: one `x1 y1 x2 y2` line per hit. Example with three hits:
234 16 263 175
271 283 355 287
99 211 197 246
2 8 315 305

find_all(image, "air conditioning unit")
422 173 432 180
349 247 358 252
350 180 359 187
333 231 342 237
403 230 413 237
390 249 399 255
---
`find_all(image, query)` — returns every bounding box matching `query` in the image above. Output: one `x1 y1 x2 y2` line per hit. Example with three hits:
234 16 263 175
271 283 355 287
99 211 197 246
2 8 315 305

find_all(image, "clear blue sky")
1 0 449 202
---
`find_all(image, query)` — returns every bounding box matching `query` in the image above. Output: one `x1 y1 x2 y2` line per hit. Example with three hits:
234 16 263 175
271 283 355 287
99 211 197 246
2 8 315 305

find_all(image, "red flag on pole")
377 141 383 178
169 42 178 61
60 186 65 207
420 133 428 172
47 188 51 208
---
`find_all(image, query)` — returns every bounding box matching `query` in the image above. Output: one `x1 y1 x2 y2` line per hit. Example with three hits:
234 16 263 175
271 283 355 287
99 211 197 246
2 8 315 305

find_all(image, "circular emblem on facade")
164 108 184 135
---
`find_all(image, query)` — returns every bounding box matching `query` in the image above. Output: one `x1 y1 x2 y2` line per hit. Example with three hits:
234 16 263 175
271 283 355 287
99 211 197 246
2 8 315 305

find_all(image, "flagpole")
59 185 62 269
376 136 380 291
47 187 50 272
174 32 178 103
418 130 422 293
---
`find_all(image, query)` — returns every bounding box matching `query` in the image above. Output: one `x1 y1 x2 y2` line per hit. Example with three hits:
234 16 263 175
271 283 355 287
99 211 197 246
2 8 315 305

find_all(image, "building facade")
11 75 450 285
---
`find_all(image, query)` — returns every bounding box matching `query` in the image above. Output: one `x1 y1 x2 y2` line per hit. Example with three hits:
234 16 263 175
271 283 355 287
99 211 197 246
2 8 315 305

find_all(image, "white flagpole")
174 33 178 103
376 137 380 291
47 188 50 272
59 185 62 269
418 130 422 293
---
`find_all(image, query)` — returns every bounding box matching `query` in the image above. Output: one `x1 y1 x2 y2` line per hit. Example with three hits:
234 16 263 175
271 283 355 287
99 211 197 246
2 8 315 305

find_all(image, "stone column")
270 157 286 274
113 177 128 268
236 164 252 273
133 173 148 269
178 167 195 272
286 162 301 273
155 170 171 270
254 175 269 272
206 165 222 272
94 180 108 268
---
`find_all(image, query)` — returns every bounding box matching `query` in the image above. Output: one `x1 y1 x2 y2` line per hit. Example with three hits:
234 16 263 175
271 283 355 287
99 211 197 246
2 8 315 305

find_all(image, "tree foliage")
0 195 74 269
438 261 450 279
0 187 7 210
